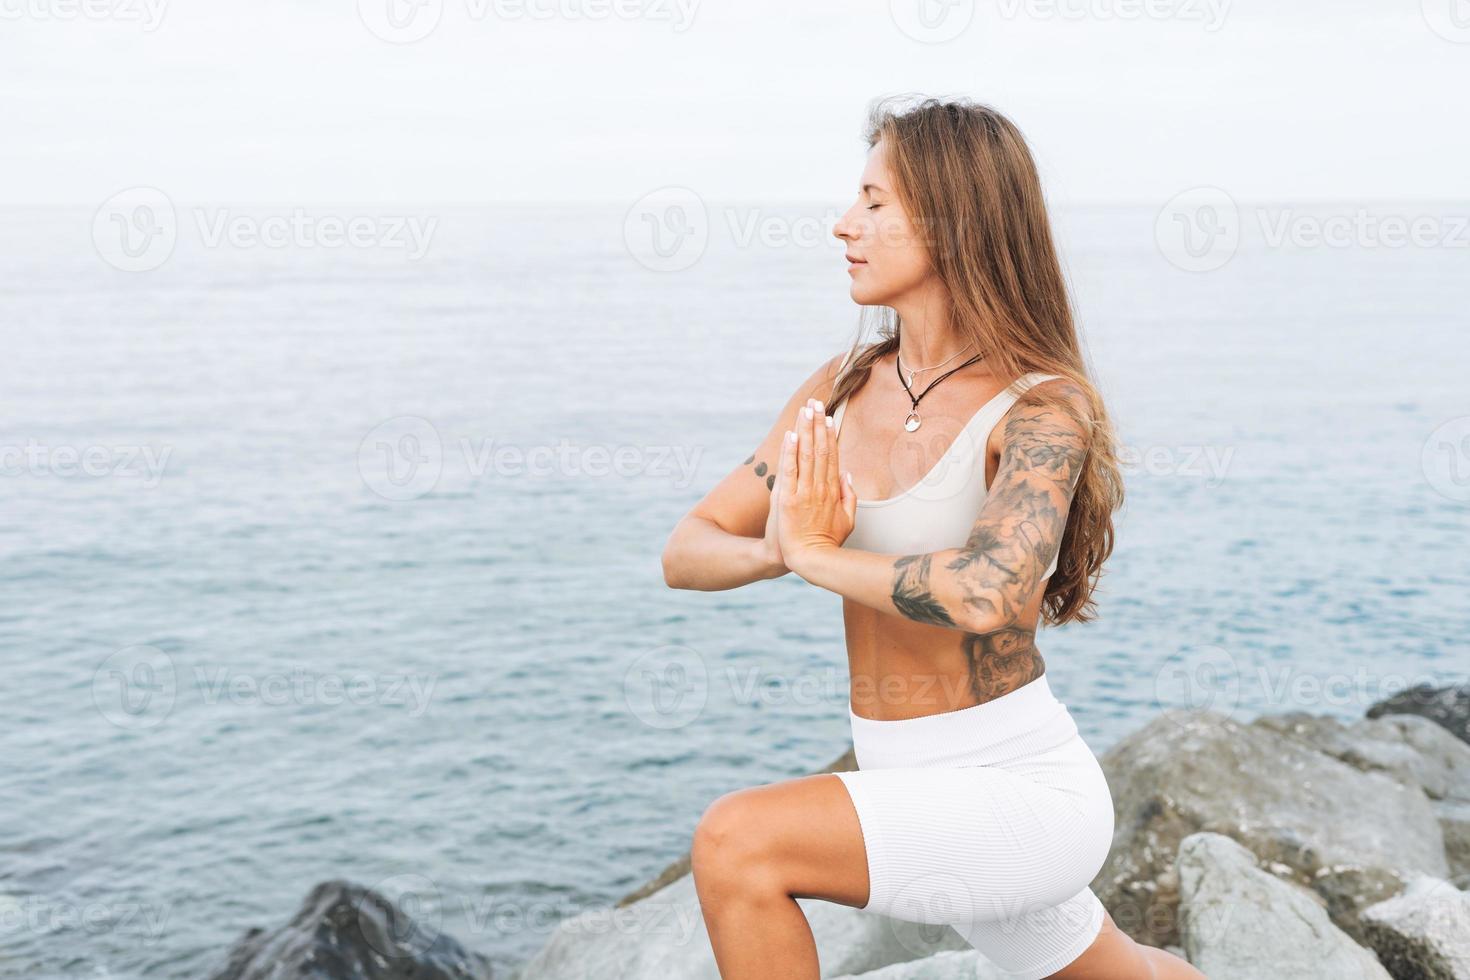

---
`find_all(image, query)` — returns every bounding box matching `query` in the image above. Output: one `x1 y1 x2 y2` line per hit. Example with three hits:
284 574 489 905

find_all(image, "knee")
690 792 779 899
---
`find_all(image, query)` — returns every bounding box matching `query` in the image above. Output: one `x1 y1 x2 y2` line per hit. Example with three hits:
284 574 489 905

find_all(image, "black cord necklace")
896 349 986 432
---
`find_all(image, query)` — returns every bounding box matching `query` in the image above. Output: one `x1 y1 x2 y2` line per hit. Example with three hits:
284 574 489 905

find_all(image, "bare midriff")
842 588 1048 721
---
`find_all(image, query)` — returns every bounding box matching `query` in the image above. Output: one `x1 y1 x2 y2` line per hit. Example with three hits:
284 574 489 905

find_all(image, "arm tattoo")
886 383 1089 634
891 554 958 627
743 452 775 491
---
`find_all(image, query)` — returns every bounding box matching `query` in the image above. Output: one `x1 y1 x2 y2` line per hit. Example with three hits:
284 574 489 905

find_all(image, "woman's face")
833 138 934 307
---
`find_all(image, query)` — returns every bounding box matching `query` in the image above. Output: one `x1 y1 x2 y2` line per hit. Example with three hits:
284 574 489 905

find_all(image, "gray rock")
1095 710 1446 948
1368 684 1470 746
1359 874 1470 980
1176 832 1392 980
1254 711 1470 886
208 879 493 980
514 867 968 980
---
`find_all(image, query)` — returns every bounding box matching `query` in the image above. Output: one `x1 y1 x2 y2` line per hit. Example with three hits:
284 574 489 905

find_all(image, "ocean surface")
0 202 1465 978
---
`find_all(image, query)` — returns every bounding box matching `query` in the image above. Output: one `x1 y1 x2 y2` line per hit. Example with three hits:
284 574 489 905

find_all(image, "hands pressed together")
760 396 858 579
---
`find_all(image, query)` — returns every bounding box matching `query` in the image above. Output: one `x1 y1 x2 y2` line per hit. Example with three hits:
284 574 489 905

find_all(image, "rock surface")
1368 684 1470 746
510 867 968 980
207 880 493 980
1176 832 1392 980
1359 874 1470 980
1093 709 1446 948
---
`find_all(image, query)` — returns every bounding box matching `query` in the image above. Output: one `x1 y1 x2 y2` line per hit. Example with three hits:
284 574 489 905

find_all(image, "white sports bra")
831 349 1063 582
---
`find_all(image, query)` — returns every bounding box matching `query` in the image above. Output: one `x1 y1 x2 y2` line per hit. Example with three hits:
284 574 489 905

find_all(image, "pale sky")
3 0 1466 206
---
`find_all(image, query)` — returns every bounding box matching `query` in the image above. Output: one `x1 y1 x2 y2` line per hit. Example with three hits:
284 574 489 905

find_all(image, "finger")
796 403 813 497
813 400 831 491
780 427 798 504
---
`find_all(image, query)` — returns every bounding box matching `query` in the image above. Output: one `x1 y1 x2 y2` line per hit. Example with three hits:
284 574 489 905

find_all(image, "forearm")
791 544 1001 632
662 516 784 591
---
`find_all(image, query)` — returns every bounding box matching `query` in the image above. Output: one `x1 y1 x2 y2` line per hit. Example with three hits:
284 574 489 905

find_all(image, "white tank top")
831 349 1063 581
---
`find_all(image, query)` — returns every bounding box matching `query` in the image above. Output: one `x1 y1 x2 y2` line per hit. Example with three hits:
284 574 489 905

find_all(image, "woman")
661 97 1205 979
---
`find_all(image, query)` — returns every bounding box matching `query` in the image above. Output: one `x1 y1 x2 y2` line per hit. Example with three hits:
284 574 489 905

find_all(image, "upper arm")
680 351 849 539
949 378 1092 627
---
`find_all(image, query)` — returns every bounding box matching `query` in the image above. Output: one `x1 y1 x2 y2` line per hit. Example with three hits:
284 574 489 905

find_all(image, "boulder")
1359 874 1470 980
1368 684 1470 746
513 855 968 980
207 879 493 980
1176 832 1392 980
1254 711 1470 886
1095 710 1446 948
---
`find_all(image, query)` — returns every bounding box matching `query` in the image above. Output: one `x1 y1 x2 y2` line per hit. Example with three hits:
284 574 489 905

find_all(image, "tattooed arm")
662 351 850 591
788 380 1091 635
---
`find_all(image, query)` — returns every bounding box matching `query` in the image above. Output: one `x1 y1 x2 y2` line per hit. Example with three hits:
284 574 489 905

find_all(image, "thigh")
832 765 1109 927
693 773 871 909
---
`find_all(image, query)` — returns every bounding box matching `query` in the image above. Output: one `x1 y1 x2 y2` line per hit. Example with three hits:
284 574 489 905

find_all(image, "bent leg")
1050 909 1208 980
690 773 871 980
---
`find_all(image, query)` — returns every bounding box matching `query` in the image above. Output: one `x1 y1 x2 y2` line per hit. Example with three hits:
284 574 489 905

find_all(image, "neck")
892 285 970 367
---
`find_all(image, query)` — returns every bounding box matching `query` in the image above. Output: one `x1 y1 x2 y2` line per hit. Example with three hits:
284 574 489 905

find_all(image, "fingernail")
825 415 833 428
786 430 796 443
802 406 812 419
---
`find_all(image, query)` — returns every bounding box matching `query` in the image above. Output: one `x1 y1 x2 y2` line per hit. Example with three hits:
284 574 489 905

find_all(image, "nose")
833 208 857 243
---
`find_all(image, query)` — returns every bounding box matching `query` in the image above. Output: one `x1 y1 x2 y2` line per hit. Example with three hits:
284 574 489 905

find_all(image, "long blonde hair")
828 95 1125 626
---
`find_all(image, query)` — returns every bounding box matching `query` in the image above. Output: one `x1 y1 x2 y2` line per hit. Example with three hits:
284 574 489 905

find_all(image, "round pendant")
904 411 921 432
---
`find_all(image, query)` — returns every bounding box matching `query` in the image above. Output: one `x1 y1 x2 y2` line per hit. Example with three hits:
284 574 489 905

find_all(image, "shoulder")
1016 375 1092 425
994 374 1095 465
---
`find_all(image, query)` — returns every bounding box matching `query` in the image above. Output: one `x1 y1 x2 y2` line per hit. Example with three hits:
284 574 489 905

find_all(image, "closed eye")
866 204 882 211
